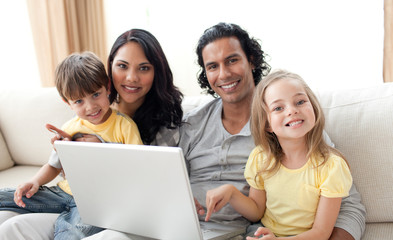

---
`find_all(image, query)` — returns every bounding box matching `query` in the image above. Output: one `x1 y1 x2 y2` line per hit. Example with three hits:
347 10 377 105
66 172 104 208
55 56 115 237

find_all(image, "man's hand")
194 198 205 216
13 181 39 208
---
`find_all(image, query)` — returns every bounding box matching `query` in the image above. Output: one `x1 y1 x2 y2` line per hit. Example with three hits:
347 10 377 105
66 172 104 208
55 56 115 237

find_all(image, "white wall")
0 0 40 89
105 0 384 96
1 0 383 96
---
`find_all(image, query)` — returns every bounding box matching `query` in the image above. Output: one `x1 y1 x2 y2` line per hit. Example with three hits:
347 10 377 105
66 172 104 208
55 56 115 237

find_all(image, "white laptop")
54 141 246 240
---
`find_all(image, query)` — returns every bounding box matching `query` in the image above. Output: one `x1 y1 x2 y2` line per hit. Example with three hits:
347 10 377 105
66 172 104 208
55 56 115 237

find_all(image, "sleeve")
335 183 366 240
121 118 143 145
320 155 352 198
47 149 62 169
150 127 180 147
244 147 265 190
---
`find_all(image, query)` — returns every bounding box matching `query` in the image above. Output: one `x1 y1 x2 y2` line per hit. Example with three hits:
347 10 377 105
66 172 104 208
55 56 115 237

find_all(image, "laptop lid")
54 141 245 240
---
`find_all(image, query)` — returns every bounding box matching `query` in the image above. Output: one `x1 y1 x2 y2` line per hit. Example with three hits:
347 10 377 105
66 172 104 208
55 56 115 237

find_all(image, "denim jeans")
0 186 104 240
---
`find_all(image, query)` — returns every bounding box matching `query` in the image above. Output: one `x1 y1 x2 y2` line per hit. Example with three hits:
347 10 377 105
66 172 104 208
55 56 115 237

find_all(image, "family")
0 22 365 240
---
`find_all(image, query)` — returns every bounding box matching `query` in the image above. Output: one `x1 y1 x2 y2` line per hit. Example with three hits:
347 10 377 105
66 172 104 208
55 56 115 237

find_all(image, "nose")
85 99 96 111
287 105 298 116
218 65 231 80
126 68 138 82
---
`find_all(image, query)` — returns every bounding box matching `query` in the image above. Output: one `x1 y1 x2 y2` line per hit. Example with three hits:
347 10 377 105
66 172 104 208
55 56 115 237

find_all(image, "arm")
248 197 342 240
205 184 266 222
14 163 61 207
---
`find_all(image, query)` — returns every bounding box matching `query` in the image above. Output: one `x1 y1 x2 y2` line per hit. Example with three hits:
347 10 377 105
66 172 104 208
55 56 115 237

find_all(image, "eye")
117 63 127 69
74 99 82 104
297 100 306 105
93 92 100 98
206 64 217 71
273 106 283 112
140 66 150 71
228 58 238 64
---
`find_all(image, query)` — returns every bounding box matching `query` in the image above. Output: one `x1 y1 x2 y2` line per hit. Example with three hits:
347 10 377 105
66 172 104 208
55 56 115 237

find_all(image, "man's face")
202 37 255 105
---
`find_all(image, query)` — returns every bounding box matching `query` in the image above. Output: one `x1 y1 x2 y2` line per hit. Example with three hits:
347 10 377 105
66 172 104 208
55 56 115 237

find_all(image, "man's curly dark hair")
196 22 271 97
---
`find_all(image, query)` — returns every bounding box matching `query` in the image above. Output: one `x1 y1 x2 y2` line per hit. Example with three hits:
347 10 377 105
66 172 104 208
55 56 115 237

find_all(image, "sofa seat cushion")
0 130 14 171
318 83 393 223
0 165 61 189
362 222 393 240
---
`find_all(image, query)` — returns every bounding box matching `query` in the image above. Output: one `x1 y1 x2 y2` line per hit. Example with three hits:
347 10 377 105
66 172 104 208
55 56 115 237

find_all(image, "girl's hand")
205 184 235 221
13 181 40 208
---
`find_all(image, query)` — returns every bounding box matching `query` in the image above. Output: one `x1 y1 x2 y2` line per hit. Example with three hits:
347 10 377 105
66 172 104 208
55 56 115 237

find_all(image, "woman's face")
112 41 154 111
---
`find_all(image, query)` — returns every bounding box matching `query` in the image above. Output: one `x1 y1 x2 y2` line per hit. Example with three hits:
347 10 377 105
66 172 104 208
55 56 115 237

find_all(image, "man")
179 22 366 240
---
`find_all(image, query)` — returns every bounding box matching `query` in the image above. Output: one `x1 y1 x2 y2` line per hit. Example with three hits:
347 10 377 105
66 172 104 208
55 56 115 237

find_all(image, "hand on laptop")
194 197 205 216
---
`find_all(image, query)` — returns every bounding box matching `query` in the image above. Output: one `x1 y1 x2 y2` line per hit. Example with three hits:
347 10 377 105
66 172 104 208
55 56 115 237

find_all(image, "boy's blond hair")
55 51 109 103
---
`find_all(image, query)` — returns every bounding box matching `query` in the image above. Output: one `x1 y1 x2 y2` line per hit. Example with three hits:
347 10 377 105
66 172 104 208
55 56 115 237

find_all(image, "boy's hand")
13 181 40 208
46 124 72 145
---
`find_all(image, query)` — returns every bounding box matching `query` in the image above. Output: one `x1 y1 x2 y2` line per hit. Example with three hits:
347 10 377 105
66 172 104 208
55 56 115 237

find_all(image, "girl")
205 69 352 239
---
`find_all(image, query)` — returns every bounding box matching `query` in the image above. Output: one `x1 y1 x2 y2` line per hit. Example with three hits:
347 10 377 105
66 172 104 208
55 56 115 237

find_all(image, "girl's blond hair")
250 69 347 177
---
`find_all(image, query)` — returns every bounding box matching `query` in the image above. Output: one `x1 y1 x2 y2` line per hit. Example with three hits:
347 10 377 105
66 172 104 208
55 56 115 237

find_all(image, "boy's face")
67 86 112 125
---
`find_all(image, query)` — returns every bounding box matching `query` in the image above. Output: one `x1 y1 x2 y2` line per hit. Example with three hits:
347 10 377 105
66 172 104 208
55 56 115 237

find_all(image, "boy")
0 52 142 239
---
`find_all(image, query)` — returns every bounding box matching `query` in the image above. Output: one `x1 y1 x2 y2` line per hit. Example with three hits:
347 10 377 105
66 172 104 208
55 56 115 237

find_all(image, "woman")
0 29 184 240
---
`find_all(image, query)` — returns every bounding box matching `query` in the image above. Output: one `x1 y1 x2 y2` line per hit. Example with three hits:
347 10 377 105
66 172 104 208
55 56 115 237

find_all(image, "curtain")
26 0 107 87
384 0 393 82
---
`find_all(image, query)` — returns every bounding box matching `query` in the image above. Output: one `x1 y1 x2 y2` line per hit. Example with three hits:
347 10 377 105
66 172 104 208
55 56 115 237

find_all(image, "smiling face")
111 41 154 115
202 37 255 105
68 86 112 125
264 78 316 142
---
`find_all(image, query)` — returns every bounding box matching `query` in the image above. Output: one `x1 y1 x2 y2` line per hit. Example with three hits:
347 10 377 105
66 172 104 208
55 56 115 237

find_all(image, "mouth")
123 85 140 91
285 120 303 127
219 80 239 90
88 109 101 118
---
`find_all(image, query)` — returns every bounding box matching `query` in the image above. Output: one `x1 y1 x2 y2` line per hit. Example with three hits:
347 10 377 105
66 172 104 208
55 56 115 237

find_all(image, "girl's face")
112 41 154 114
264 78 315 142
68 86 112 125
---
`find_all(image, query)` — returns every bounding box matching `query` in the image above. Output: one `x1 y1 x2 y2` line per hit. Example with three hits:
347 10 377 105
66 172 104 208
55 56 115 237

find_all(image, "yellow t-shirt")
57 108 143 194
244 146 352 237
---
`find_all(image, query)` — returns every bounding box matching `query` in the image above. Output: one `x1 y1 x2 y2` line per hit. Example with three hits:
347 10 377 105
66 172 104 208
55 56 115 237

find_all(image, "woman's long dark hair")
108 29 183 144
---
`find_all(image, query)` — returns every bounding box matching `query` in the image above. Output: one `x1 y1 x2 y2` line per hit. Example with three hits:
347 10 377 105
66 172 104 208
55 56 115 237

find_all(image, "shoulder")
182 98 221 123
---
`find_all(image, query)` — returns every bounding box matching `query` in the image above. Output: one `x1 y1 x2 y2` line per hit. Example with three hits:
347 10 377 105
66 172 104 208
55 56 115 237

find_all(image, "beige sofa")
0 84 392 239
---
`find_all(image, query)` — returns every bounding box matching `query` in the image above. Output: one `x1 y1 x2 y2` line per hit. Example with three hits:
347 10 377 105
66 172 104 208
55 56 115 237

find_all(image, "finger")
205 197 217 222
46 124 72 140
254 227 270 237
194 198 205 216
14 189 25 208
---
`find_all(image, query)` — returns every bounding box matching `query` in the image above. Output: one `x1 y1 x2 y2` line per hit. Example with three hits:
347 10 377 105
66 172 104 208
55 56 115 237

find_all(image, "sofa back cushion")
0 128 14 171
317 83 393 223
0 88 74 166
